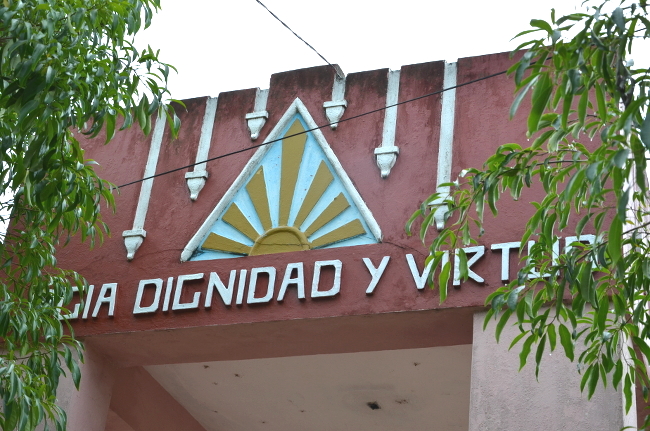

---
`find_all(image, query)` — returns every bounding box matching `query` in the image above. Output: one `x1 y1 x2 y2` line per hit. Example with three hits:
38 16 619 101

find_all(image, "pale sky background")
135 0 589 100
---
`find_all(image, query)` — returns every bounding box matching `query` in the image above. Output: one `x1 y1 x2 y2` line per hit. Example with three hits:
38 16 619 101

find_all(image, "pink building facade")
55 52 638 431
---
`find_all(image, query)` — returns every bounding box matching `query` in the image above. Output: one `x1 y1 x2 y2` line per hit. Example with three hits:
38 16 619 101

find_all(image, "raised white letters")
363 256 390 294
133 279 163 314
453 246 485 285
248 267 276 304
162 277 173 312
406 254 431 290
236 269 247 306
89 235 606 319
205 270 237 308
173 273 204 310
491 242 520 281
82 284 94 319
311 260 342 298
278 263 305 301
92 283 117 317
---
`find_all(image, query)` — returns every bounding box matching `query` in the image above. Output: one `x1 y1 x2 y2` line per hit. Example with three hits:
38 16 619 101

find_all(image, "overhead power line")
116 68 508 189
253 0 344 79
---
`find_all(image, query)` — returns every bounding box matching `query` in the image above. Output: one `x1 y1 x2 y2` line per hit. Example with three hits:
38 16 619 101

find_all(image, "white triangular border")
180 98 382 262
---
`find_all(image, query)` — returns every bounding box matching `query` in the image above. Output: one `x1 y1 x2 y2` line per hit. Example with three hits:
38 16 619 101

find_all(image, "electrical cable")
253 0 344 79
116 68 507 189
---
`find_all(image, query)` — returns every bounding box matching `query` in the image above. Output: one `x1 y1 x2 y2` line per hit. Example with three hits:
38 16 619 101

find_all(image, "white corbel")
323 74 347 129
122 115 166 260
246 88 269 140
431 61 457 230
185 97 218 200
375 70 401 178
122 229 146 261
374 145 400 178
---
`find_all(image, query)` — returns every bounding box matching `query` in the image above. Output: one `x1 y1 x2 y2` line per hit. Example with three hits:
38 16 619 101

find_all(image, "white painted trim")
253 88 269 113
180 98 383 262
381 70 400 146
185 97 218 200
375 70 401 178
246 88 270 140
432 61 457 230
122 115 166 260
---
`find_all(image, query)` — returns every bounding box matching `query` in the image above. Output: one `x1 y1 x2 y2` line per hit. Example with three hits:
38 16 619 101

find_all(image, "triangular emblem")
181 98 382 261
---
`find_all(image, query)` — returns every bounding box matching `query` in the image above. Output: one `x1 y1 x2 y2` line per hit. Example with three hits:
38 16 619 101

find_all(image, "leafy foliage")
0 0 179 429
409 0 650 421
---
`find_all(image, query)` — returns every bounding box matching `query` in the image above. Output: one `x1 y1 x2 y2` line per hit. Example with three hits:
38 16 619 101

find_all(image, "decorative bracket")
245 111 269 140
246 88 270 140
122 229 146 261
374 146 400 179
323 74 347 129
185 170 209 201
323 101 347 129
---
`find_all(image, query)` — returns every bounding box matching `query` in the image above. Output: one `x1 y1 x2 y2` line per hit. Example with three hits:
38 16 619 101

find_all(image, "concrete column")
469 311 635 431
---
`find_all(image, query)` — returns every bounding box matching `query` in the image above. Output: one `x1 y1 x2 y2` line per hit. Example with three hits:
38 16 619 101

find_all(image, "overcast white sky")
135 0 588 101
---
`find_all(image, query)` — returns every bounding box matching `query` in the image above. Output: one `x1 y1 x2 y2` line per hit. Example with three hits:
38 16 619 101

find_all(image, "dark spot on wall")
367 401 381 410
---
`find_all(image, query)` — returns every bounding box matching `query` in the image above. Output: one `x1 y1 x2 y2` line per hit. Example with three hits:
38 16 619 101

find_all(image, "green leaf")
510 77 538 119
578 91 588 127
528 73 554 134
519 335 535 370
597 295 609 334
624 374 634 413
458 248 468 281
617 188 629 222
613 360 623 389
439 260 451 302
507 286 524 311
547 323 557 351
612 148 629 169
608 217 622 266
641 109 650 150
105 113 116 144
612 7 625 33
595 84 607 122
535 334 547 379
558 324 574 361
509 331 528 351
587 364 600 399
495 309 513 343
530 19 553 34
633 336 650 364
